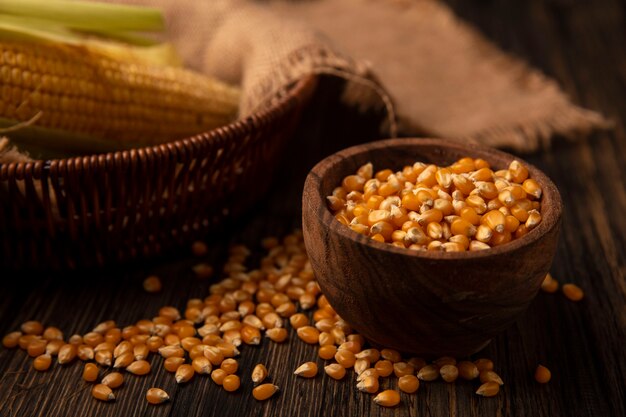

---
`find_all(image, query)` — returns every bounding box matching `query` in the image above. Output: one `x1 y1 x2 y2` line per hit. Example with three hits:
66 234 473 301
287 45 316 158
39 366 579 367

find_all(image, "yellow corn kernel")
253 383 279 401
448 234 470 250
21 321 44 336
370 221 394 241
398 375 419 394
223 374 241 392
470 167 494 182
176 364 195 384
425 222 443 239
373 389 401 407
42 327 63 341
265 328 288 343
541 273 559 293
294 362 318 378
355 349 381 363
354 358 370 375
191 356 212 375
465 195 487 214
343 175 365 192
164 357 185 372
509 160 529 183
335 349 356 368
240 325 261 345
481 210 506 233
2 331 21 349
324 364 346 380
58 344 77 365
33 354 52 371
562 283 584 301
393 362 415 377
27 339 47 357
525 210 542 229
211 368 227 385
515 224 530 239
440 364 459 382
374 360 393 377
458 361 480 380
417 364 439 381
476 381 500 397
474 359 494 372
296 326 319 344
480 370 504 385
356 375 379 394
102 372 124 389
475 181 499 200
83 363 99 382
92 384 115 402
379 348 401 363
146 388 169 405
475 224 493 243
417 209 443 226
114 351 134 369
126 360 151 375
250 363 268 385
459 206 481 225
319 345 338 360
451 158 475 174
95 350 113 367
534 365 551 383
159 345 184 359
143 276 162 293
435 168 452 188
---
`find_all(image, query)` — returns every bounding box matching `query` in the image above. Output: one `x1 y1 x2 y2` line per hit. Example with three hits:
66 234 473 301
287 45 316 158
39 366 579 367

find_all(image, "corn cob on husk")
0 40 240 157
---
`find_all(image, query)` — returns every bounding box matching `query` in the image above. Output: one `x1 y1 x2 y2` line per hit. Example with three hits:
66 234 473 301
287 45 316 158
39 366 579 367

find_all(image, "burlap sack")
0 0 611 163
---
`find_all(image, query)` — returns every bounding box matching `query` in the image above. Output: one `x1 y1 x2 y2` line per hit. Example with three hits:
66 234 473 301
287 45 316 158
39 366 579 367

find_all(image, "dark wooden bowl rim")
306 138 562 260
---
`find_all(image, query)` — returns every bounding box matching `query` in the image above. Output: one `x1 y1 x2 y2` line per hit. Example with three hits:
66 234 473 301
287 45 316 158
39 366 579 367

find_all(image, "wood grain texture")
302 138 561 356
1 0 625 416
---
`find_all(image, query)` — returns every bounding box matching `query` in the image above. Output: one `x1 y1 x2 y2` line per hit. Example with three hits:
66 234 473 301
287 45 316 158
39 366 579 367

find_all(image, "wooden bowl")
302 138 562 356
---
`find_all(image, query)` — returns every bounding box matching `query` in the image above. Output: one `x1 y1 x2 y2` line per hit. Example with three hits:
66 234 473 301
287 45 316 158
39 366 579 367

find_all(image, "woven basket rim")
0 76 317 177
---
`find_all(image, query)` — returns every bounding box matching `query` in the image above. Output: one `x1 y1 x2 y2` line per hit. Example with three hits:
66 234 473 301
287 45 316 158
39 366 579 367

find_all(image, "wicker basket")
0 76 317 269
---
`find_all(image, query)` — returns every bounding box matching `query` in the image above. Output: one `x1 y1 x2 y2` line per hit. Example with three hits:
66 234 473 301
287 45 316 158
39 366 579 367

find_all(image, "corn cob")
0 39 240 155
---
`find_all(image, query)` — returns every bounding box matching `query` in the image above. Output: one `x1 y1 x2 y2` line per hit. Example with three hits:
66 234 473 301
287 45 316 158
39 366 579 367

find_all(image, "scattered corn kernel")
534 365 551 383
440 364 459 382
143 276 162 293
541 273 559 293
476 381 500 397
102 372 124 389
146 388 169 405
223 374 241 392
126 360 151 376
325 364 346 380
417 364 439 381
294 362 318 378
83 363 99 382
33 354 52 371
253 383 279 401
480 370 504 385
251 364 268 384
356 375 379 393
373 389 400 407
92 384 115 402
458 361 480 380
562 283 584 301
398 375 419 394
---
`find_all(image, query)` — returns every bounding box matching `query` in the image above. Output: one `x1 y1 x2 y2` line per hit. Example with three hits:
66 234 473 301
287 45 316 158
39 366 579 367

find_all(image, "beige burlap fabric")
0 0 610 163
99 0 612 152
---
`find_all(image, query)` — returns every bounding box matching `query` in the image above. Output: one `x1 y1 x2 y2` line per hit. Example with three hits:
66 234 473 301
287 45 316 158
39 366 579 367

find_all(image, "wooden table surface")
1 0 625 416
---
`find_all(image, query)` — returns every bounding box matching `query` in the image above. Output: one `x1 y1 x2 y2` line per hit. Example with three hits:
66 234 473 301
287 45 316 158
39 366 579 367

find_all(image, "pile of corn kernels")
2 231 582 408
327 158 543 251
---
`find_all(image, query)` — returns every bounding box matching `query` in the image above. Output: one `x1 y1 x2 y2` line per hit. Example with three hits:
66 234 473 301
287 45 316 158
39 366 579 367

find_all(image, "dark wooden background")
1 0 625 416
